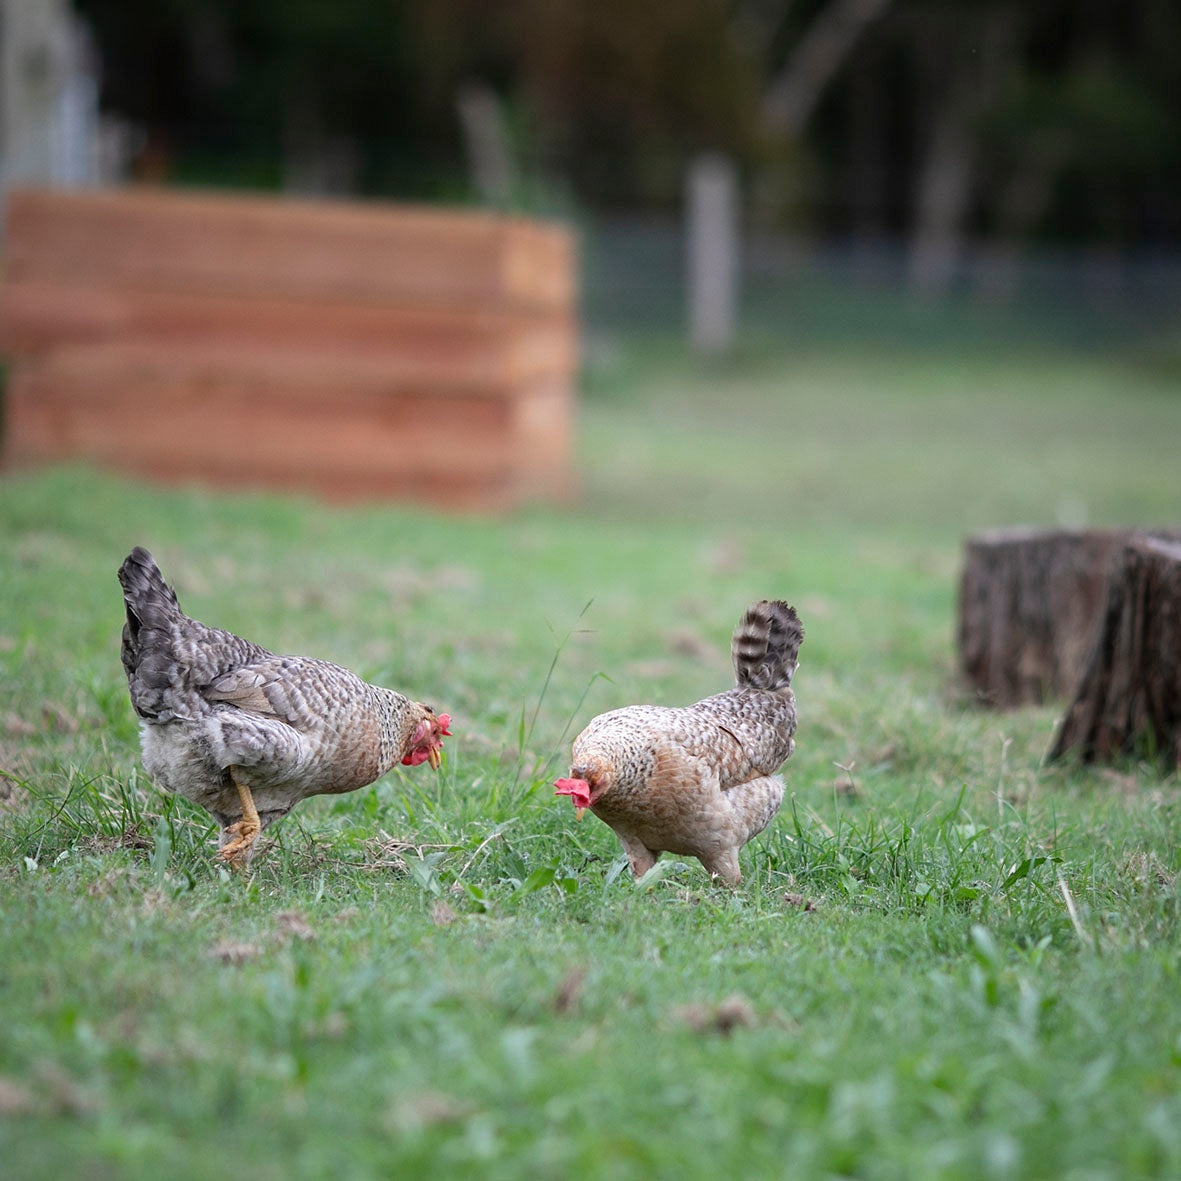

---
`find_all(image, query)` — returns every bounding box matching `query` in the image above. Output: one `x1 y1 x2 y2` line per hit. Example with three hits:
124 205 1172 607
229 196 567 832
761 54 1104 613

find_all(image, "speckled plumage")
560 601 803 884
118 547 445 862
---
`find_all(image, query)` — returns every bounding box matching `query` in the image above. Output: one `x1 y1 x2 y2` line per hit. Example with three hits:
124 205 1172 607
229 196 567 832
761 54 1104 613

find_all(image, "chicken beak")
574 806 586 821
428 745 441 771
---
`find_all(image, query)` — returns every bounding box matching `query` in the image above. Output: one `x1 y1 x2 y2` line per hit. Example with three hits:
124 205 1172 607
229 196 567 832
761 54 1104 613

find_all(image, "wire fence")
579 215 1181 360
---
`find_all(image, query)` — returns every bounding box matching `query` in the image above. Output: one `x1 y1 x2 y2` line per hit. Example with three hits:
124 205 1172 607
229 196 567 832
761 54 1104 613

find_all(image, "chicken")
554 600 802 885
118 547 449 869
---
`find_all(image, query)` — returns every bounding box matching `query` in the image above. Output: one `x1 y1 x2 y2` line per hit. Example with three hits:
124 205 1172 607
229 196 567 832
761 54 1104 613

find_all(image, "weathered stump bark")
958 528 1138 707
1047 537 1181 768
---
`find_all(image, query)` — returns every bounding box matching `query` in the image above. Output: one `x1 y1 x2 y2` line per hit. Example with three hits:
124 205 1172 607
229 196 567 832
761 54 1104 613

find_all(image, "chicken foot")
218 767 261 870
618 833 661 880
699 848 741 886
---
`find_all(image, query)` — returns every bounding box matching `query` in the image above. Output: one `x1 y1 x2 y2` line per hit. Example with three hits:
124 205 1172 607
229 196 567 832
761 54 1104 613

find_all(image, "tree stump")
1047 537 1181 769
958 528 1138 707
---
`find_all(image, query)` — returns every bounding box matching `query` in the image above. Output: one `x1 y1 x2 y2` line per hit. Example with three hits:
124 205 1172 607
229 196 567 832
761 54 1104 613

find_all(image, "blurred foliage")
73 0 1181 243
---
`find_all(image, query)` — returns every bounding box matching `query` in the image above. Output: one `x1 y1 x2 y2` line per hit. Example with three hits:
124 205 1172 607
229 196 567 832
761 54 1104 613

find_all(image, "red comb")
554 777 592 809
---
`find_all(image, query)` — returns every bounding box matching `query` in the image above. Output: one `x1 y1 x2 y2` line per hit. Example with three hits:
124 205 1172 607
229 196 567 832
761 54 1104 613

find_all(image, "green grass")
2 322 1180 1179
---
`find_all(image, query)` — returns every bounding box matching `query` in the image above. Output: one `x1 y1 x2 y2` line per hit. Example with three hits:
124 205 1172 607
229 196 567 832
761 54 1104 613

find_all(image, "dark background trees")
72 0 1181 270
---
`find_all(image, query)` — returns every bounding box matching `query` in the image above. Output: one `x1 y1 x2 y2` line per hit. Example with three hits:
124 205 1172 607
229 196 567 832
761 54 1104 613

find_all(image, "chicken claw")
218 821 260 870
219 767 262 871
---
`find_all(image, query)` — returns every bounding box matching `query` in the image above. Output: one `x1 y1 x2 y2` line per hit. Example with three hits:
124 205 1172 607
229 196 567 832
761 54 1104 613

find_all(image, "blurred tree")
904 3 1023 295
759 0 894 138
503 0 763 206
71 0 1181 254
976 56 1176 298
73 0 442 194
892 0 1181 294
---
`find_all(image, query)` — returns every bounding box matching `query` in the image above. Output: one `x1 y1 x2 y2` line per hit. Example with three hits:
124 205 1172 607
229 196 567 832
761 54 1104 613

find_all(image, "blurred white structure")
687 153 739 354
0 0 133 237
457 82 514 207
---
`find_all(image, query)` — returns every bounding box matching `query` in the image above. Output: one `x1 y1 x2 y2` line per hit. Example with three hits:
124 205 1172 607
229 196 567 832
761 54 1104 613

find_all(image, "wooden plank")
2 359 573 507
0 280 576 386
8 406 517 479
5 186 574 312
1 409 519 508
3 366 568 496
5 336 576 403
509 382 576 501
7 401 518 478
3 362 515 472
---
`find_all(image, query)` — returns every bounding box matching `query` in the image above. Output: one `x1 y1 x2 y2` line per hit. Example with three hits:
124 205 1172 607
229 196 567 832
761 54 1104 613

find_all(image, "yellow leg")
218 767 262 870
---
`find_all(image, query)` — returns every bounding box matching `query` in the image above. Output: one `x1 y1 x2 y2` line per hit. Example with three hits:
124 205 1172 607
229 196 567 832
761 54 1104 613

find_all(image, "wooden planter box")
1 186 577 509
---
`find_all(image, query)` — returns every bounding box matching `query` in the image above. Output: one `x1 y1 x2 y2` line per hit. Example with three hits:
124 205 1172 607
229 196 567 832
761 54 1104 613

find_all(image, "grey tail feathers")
118 547 181 643
731 600 804 691
118 548 182 709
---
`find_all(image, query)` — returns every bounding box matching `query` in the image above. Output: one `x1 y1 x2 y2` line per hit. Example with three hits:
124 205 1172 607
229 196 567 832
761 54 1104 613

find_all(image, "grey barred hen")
118 547 449 868
555 600 802 884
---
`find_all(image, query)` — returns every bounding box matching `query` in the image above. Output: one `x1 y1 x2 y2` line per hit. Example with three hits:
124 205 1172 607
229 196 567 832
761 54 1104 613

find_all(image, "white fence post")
687 152 739 354
457 82 513 206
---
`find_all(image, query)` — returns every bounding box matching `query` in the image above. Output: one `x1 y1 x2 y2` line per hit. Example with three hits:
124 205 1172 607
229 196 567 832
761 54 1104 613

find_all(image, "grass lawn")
2 308 1180 1179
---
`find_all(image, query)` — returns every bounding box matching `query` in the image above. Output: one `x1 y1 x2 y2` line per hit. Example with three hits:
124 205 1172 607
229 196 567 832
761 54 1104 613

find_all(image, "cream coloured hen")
555 600 802 884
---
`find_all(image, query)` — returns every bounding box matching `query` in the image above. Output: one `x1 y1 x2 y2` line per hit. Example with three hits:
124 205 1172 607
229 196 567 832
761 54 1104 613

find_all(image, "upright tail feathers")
118 547 183 716
731 600 804 692
118 547 181 644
